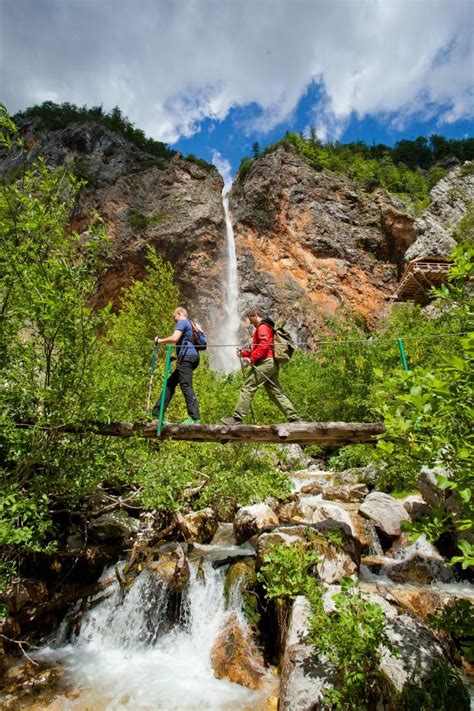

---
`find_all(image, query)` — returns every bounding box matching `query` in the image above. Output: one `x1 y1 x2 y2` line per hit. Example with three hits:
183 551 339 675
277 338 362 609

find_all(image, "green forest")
1 103 472 579
239 131 474 210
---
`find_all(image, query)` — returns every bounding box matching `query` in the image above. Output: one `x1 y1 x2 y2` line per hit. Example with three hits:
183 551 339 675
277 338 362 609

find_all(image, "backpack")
273 321 296 364
190 320 208 350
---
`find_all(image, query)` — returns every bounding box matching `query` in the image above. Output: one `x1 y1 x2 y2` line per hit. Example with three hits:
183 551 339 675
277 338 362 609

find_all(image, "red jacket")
241 322 274 364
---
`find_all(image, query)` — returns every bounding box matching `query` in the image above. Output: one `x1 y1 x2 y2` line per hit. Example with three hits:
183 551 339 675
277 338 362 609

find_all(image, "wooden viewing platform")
391 257 451 303
52 421 385 445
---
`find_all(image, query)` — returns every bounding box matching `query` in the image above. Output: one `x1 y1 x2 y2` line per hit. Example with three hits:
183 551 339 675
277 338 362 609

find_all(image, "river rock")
381 552 453 584
358 492 410 537
300 482 368 502
146 543 190 592
88 509 140 545
387 587 442 619
380 614 469 706
338 464 379 487
280 596 332 710
418 465 451 507
402 494 431 522
276 499 313 524
310 500 354 530
210 522 237 546
210 611 265 689
279 596 331 711
233 503 279 544
183 508 218 543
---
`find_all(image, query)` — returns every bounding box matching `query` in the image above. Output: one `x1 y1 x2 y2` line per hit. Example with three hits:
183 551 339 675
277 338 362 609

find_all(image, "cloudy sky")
1 0 473 173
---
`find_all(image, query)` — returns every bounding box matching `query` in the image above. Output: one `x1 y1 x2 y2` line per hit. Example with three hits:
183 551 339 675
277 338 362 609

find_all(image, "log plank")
50 421 385 445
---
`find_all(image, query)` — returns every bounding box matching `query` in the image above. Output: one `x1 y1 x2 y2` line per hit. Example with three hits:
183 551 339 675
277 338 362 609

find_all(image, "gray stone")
183 508 218 543
233 503 279 544
88 509 140 545
359 492 410 537
380 614 468 705
418 465 450 507
280 596 332 710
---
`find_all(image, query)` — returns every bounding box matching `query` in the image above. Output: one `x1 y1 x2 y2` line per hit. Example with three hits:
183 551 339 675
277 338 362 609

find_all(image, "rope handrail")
152 331 471 349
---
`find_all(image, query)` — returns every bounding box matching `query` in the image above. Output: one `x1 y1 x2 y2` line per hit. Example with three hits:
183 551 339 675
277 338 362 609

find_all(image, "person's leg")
233 364 268 421
178 358 200 420
151 368 178 417
261 361 299 421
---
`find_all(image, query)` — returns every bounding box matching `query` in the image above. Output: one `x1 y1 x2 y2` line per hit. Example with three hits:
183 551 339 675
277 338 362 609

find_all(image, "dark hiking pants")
152 356 200 420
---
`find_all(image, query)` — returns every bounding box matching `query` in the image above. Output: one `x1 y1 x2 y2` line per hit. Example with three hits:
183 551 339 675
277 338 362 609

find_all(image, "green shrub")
328 444 378 471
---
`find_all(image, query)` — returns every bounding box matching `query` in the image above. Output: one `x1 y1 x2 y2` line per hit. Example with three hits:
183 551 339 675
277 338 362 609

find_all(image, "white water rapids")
37 558 268 710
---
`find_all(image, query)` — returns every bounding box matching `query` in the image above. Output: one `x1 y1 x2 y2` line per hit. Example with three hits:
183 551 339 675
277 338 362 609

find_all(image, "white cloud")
1 0 472 143
211 150 233 192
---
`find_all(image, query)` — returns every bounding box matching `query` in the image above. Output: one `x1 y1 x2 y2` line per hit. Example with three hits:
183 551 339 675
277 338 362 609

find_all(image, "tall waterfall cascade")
37 559 267 710
213 190 241 372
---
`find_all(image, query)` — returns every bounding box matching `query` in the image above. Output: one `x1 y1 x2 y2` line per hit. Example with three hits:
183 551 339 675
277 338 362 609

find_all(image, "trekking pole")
157 345 172 437
145 342 159 417
240 356 255 423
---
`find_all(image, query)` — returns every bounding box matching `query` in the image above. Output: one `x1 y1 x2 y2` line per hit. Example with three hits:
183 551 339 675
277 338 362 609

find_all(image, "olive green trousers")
234 358 298 421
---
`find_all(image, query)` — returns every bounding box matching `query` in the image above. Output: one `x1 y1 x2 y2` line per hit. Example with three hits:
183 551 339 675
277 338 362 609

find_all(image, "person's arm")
155 328 183 345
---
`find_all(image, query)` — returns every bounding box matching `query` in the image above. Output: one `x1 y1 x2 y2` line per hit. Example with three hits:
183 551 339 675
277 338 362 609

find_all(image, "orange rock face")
230 144 415 344
211 612 265 689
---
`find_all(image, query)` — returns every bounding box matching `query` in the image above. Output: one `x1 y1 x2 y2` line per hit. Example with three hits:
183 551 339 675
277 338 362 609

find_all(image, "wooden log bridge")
56 421 385 445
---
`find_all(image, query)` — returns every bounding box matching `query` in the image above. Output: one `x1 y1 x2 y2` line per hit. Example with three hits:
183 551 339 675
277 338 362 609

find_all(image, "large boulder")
359 492 410 537
378 552 453 584
233 503 279 544
210 611 265 689
88 509 140 545
183 508 218 543
280 596 332 710
418 466 450 507
380 614 469 707
145 543 190 592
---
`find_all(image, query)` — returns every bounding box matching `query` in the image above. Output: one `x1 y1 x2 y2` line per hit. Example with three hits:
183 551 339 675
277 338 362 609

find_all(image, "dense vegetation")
1 103 472 580
15 101 176 161
239 131 474 209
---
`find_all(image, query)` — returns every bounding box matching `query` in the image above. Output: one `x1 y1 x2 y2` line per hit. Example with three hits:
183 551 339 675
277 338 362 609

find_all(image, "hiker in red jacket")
221 308 299 425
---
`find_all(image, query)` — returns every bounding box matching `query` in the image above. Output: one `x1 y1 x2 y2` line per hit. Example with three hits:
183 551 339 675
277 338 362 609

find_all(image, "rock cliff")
229 144 412 345
6 118 226 335
4 120 472 349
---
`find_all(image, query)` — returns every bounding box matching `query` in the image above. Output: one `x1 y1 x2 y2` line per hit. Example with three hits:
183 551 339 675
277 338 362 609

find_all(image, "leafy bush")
307 578 389 711
328 444 377 471
373 244 473 565
257 541 320 600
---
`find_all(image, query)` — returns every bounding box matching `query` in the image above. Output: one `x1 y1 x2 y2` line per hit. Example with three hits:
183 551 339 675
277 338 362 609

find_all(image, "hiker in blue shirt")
152 307 201 424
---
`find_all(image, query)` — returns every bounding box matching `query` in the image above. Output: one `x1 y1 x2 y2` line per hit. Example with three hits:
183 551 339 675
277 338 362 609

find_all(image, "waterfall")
212 154 241 373
38 561 261 710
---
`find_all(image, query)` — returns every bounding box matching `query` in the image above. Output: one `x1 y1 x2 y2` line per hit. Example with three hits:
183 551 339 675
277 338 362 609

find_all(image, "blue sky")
174 81 474 174
2 0 473 179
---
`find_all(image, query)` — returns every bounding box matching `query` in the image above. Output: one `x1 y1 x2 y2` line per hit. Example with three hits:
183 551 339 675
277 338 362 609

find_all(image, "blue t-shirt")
175 319 199 360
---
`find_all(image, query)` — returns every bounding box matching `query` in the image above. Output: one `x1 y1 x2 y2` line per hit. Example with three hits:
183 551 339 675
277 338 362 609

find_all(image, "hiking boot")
220 416 242 426
181 417 201 425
